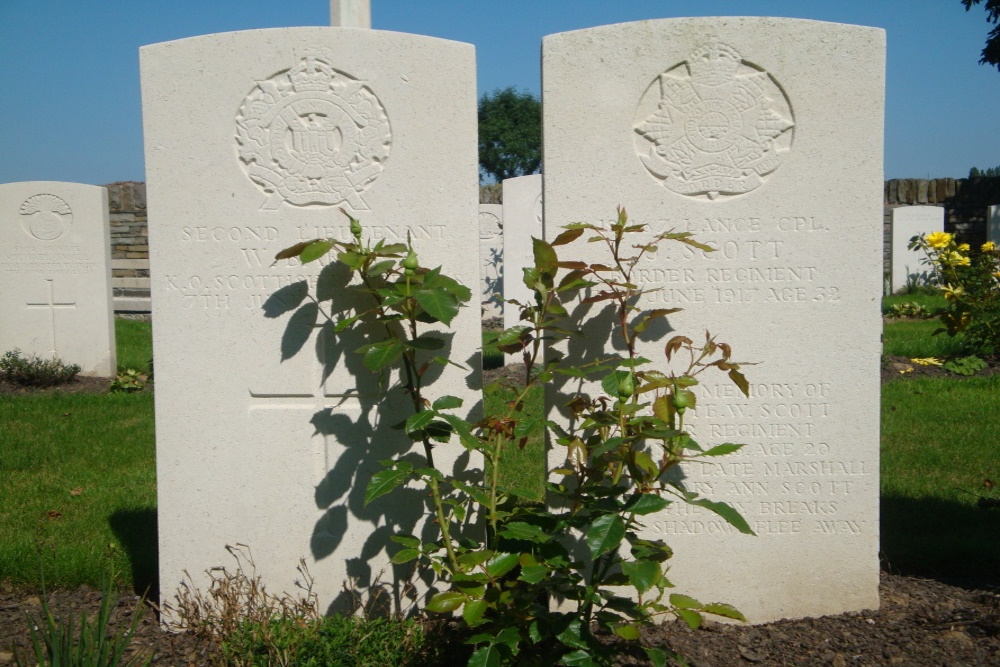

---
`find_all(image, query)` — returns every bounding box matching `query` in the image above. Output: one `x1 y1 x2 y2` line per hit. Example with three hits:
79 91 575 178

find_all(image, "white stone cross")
330 0 370 28
25 278 76 357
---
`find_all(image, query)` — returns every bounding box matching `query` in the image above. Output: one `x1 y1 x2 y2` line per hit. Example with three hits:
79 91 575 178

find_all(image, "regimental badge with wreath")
634 43 794 200
19 194 72 241
236 47 391 210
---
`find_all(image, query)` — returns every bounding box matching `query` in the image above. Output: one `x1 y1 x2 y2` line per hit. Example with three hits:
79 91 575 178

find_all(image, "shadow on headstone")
275 263 479 616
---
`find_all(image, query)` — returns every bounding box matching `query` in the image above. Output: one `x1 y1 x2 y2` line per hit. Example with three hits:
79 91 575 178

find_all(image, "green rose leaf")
701 443 744 457
675 608 703 629
556 618 588 651
669 593 702 609
585 514 626 558
426 591 466 613
687 496 755 535
644 647 668 667
405 410 436 435
559 649 596 666
273 239 322 262
533 237 558 273
336 249 362 268
463 599 488 627
363 340 403 371
468 644 502 667
518 564 550 584
627 494 671 515
500 522 548 542
703 602 746 621
364 463 412 505
612 623 640 641
406 335 445 350
621 559 660 593
390 534 419 548
485 552 520 579
389 548 419 564
299 240 334 264
432 395 463 410
366 259 395 277
414 288 460 325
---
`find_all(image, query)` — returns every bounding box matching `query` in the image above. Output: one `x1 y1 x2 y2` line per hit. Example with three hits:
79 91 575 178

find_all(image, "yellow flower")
899 367 914 374
983 241 997 252
940 283 965 302
958 243 970 252
925 231 953 249
994 271 1000 280
911 357 943 366
941 251 971 266
942 312 971 332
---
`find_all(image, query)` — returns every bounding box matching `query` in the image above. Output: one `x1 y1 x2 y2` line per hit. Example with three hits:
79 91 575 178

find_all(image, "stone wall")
104 181 150 309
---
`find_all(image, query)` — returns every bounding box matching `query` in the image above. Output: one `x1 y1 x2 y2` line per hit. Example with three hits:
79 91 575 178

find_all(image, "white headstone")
0 182 116 376
891 206 944 293
330 0 371 29
501 174 543 332
479 204 503 320
988 205 1000 246
543 18 884 623
141 28 479 613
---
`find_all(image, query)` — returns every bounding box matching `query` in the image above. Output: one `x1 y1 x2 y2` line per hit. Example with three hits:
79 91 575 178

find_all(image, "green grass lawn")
882 289 947 314
114 318 154 373
2 311 998 594
0 391 156 591
881 375 1000 583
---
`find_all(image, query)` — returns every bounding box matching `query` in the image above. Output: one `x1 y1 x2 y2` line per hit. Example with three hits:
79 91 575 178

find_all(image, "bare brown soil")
1 573 998 666
0 375 113 397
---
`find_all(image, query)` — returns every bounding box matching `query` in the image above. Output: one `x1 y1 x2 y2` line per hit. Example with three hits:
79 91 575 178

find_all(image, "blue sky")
0 0 997 185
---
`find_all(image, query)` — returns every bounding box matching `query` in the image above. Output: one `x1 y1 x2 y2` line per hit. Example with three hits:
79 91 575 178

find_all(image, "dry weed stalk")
340 569 419 619
160 544 319 640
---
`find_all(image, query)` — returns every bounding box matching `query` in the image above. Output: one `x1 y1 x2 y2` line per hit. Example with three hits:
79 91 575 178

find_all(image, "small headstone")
989 205 1000 246
501 174 543 332
479 204 503 320
0 181 116 376
891 206 944 293
543 18 884 622
142 28 479 613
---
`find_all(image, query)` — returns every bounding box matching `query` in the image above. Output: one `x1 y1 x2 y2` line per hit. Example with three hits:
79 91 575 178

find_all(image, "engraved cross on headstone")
330 0 371 28
247 324 368 478
25 278 76 356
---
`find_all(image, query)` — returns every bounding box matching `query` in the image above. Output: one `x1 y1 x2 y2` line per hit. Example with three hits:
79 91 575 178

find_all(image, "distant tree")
963 0 1000 71
969 165 1000 177
478 87 541 183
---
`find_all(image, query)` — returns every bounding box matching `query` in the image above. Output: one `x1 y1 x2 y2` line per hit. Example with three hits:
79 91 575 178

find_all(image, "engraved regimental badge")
19 194 72 241
236 47 391 210
634 43 794 200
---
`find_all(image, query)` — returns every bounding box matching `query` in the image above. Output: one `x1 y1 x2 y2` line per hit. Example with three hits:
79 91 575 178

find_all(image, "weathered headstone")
501 174 543 332
0 181 116 376
891 206 944 293
479 204 503 320
543 18 883 622
989 205 1000 246
141 28 479 613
